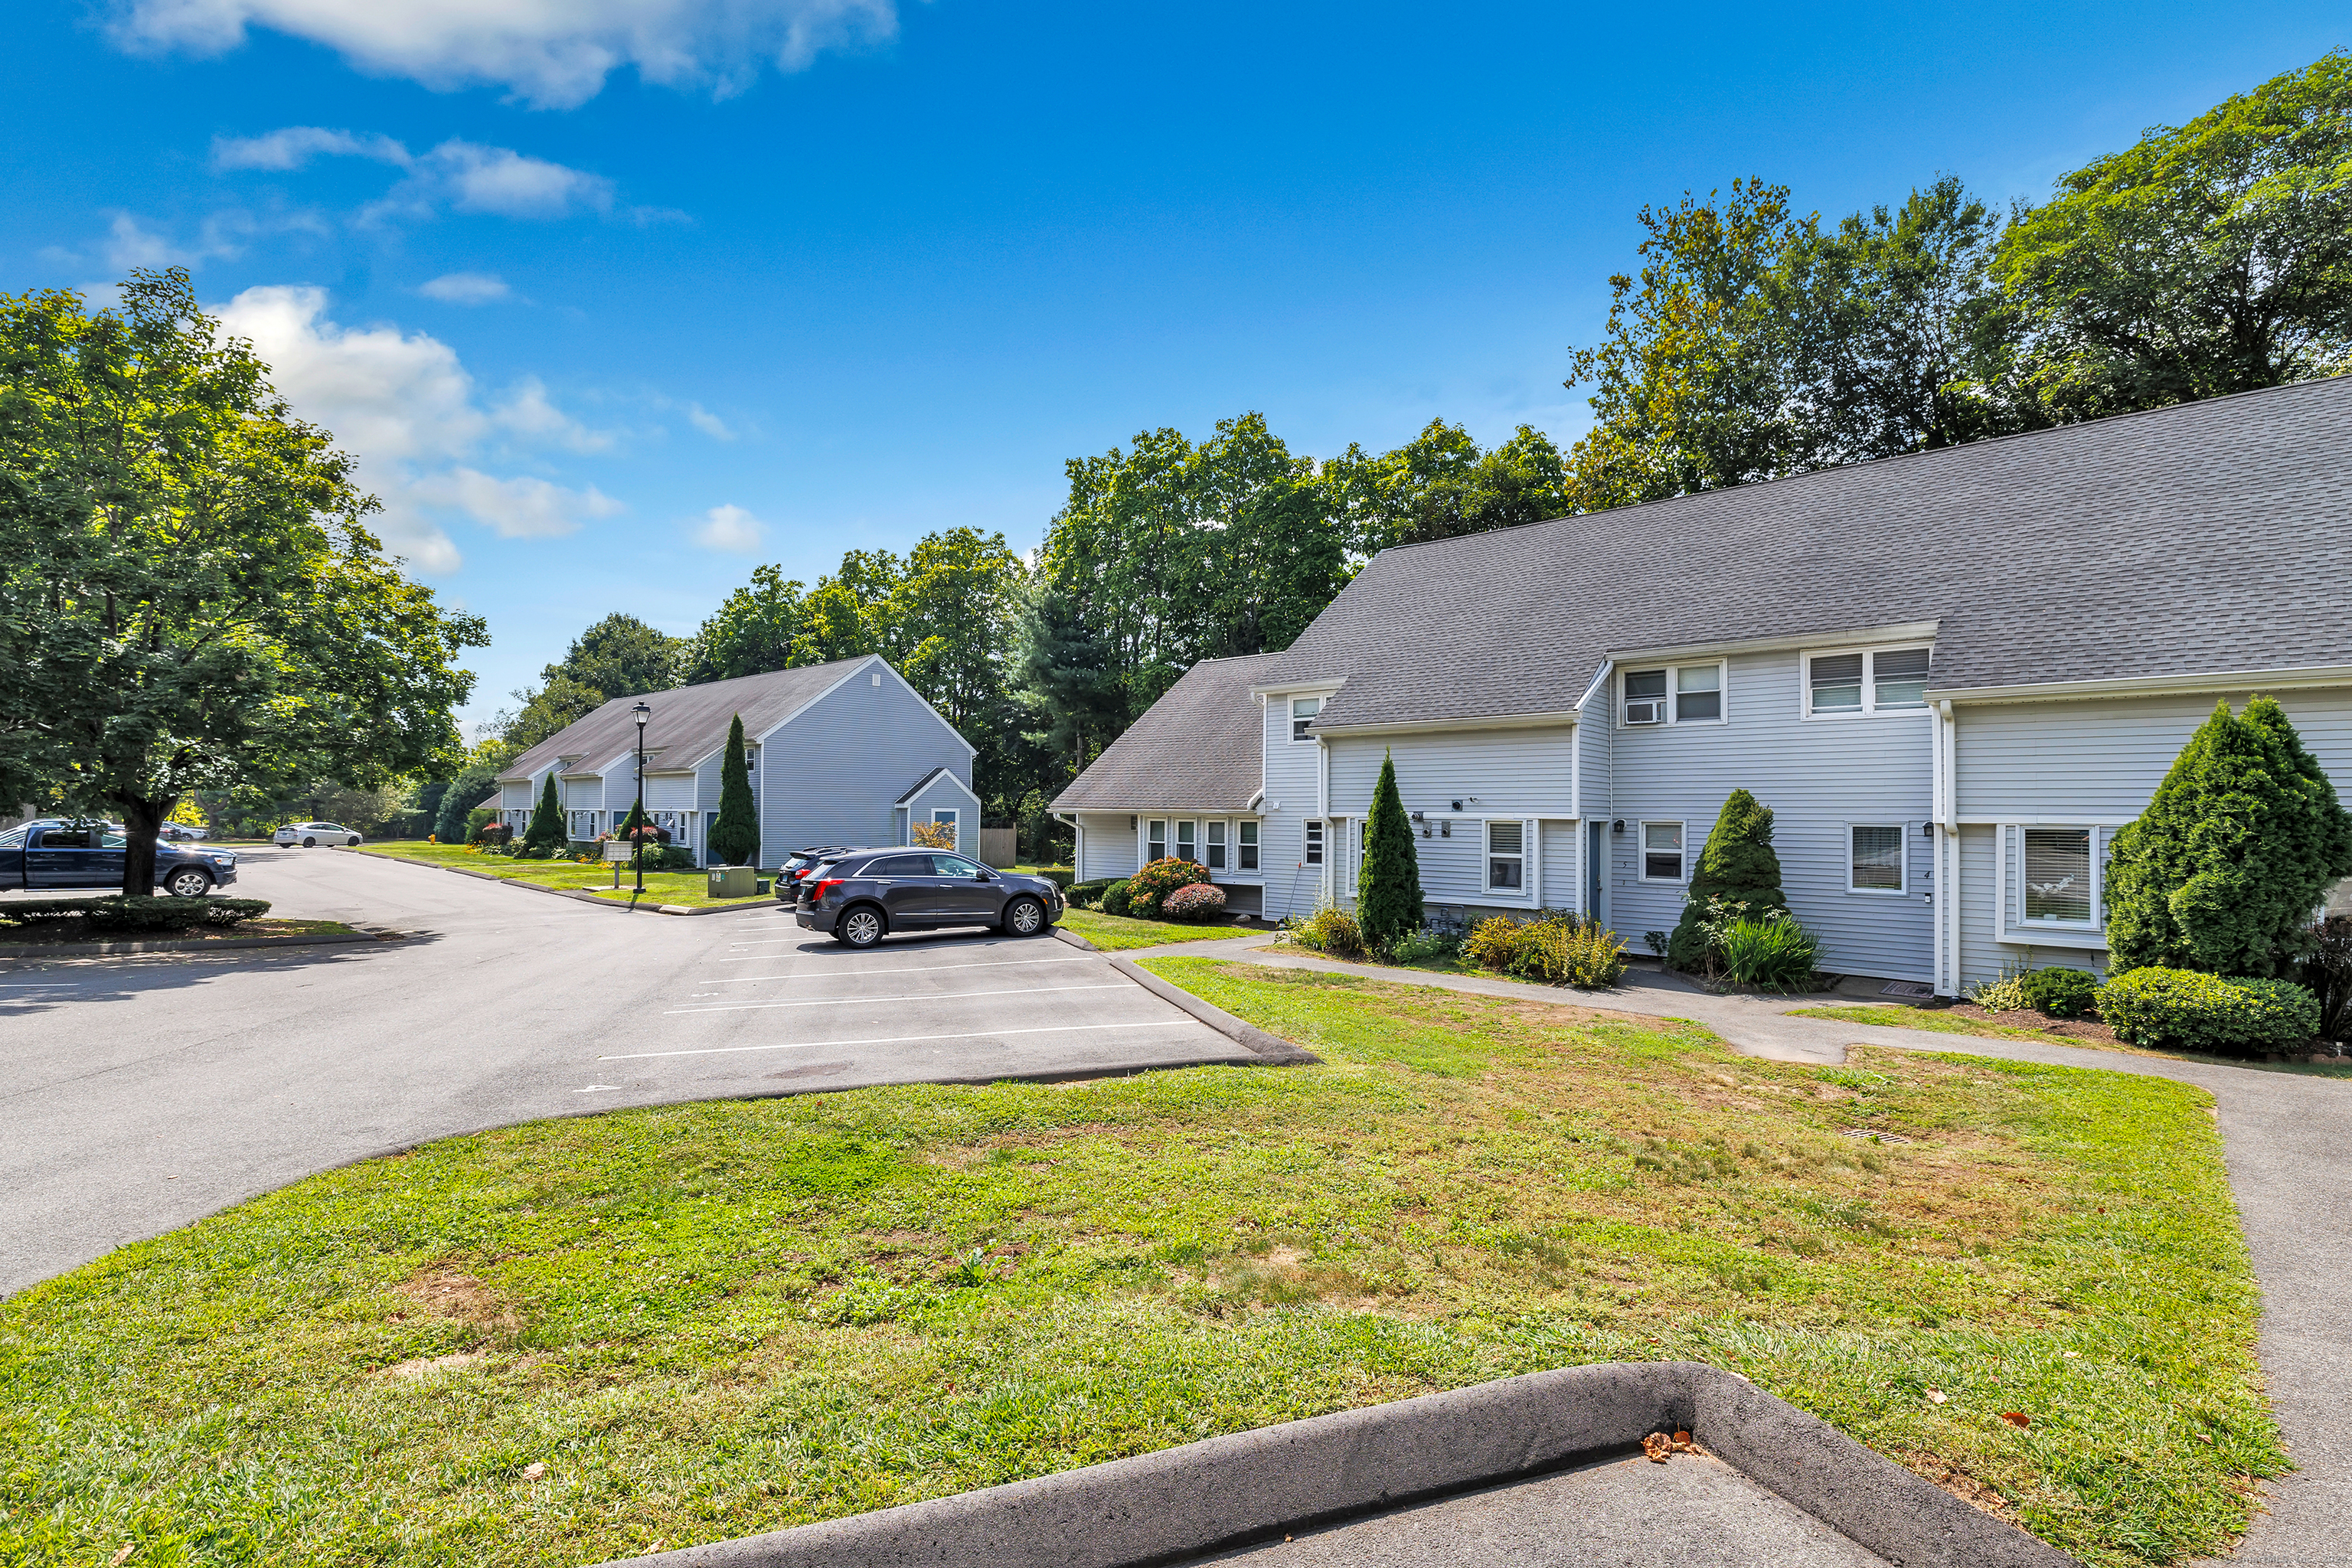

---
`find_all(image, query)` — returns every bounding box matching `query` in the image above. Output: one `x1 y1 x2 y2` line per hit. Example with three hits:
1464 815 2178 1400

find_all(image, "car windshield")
0 827 24 851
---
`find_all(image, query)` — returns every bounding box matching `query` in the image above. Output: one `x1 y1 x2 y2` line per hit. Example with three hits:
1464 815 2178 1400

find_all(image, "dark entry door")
1587 820 1606 921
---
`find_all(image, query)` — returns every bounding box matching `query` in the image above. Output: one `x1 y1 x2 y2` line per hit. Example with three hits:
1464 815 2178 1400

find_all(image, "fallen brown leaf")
1672 1428 1694 1452
1642 1432 1672 1463
1927 1390 1949 1405
112 1547 135 1567
2000 1412 2030 1428
521 1462 547 1481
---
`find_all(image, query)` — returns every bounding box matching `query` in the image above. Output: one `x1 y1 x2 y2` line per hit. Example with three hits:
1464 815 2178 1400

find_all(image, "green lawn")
0 916 361 947
0 959 2274 1566
1789 1002 2352 1079
1058 906 1260 951
354 842 769 910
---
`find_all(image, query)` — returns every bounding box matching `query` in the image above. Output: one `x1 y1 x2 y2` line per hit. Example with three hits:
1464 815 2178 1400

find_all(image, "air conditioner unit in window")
1625 700 1664 725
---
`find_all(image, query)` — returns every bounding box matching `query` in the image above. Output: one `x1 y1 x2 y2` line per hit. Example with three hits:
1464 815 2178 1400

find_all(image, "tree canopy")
0 270 485 895
499 612 684 750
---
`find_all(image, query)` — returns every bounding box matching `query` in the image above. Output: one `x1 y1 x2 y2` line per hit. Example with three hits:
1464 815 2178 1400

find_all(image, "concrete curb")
1051 925 1097 951
1109 954 1319 1066
591 1361 2074 1568
0 929 394 962
345 848 773 916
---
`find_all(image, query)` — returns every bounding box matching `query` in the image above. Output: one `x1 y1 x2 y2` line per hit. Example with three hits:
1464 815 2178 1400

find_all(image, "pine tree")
1356 750 1424 946
2105 697 2352 976
525 773 564 851
1666 788 1788 969
708 714 761 867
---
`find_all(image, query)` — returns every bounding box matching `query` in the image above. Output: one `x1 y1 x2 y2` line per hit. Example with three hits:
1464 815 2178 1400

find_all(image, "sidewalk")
1138 936 2351 1567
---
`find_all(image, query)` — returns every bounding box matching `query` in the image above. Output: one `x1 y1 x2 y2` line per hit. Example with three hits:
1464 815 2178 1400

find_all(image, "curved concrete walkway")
1138 934 2350 1568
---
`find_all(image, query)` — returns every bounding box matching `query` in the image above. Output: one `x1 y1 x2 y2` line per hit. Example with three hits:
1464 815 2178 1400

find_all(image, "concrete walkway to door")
1135 933 2351 1568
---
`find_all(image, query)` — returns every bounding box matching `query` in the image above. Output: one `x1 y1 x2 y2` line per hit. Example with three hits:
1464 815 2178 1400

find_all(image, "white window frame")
1844 822 1909 897
1238 820 1259 871
1484 818 1528 896
1802 645 1934 720
929 807 959 848
1638 819 1688 884
1176 818 1197 864
1204 819 1227 871
1290 697 1322 743
1145 818 1168 862
1620 660 1729 727
1304 820 1324 865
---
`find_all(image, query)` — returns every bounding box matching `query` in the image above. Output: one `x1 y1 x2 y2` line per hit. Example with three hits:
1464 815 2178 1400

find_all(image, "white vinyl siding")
645 773 695 812
1319 727 1571 911
1075 812 1141 883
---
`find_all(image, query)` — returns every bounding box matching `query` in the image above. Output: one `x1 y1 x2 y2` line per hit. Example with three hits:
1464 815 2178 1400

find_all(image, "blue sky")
8 2 2344 731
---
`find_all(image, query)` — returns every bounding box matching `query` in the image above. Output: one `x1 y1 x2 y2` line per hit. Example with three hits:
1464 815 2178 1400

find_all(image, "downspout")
1316 730 1331 909
1936 698 1960 997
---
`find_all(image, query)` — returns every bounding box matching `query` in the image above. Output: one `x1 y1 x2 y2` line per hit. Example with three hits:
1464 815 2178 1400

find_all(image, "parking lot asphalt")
0 846 1258 1295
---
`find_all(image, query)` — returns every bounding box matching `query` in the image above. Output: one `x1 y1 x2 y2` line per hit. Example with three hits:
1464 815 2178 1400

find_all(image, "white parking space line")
703 953 1099 975
667 982 1129 1015
603 1019 1197 1061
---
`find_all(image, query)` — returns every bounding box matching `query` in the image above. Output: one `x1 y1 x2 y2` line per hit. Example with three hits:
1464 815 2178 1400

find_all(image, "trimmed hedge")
1101 880 1135 917
0 896 272 933
1159 883 1227 923
1068 879 1116 909
2019 965 2101 1018
2095 967 2320 1055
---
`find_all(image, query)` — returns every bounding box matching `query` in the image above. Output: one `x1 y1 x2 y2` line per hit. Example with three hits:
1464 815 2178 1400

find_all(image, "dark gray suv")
795 848 1064 948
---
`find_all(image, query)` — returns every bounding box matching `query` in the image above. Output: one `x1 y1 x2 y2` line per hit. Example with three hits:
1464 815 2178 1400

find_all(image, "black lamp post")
631 701 651 896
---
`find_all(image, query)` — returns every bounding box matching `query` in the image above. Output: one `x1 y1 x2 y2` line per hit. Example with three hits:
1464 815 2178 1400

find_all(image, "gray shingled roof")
1256 377 2352 730
1051 653 1282 812
500 658 873 782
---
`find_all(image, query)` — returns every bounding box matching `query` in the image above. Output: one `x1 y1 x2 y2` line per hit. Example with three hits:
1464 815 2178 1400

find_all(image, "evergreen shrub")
2019 966 2101 1018
525 773 565 854
1160 883 1227 923
1356 751 1425 947
2095 967 2320 1054
2105 697 2352 976
1125 857 1207 918
1102 880 1135 917
1068 879 1115 909
1666 790 1788 970
708 714 760 866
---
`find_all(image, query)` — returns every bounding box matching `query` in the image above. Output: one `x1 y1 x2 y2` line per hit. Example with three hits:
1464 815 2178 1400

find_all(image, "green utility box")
707 865 757 898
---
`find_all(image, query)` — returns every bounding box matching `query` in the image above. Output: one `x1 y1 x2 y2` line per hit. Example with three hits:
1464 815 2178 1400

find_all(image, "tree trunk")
120 795 168 898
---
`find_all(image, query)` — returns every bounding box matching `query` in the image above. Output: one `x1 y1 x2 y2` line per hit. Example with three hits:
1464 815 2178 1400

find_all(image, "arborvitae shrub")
1356 750 1425 947
1666 789 1788 969
708 714 761 866
525 773 565 851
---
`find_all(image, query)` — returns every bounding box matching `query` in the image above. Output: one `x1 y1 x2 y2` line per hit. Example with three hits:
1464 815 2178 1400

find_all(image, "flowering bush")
472 820 512 847
1160 883 1227 923
1125 857 1208 918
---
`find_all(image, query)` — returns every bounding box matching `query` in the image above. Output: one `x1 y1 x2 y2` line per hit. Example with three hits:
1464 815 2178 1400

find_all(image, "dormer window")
1806 646 1932 717
1622 663 1726 726
1290 697 1321 741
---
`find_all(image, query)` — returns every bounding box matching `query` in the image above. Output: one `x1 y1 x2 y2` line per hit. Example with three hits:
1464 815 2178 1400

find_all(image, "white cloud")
109 0 897 110
214 283 622 571
99 210 256 270
694 502 763 552
685 401 733 439
211 126 410 171
417 270 511 304
414 469 622 538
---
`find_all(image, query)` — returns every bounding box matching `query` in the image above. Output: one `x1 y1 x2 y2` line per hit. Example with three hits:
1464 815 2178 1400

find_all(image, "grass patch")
0 916 360 946
355 842 766 910
1790 1003 2352 1079
0 962 2276 1567
1060 906 1257 951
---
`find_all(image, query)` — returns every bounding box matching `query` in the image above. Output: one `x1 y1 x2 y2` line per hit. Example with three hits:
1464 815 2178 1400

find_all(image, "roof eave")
1932 662 2352 705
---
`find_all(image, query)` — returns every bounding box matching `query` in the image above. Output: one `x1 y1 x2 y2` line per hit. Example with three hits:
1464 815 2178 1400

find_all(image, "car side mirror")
975 870 993 880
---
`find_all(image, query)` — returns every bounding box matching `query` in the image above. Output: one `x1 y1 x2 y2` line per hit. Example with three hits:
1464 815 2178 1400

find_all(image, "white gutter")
1929 662 2352 705
1935 698 1960 998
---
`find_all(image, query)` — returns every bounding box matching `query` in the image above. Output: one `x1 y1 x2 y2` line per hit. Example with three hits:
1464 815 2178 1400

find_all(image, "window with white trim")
1641 821 1686 881
1238 821 1259 871
568 809 595 840
1147 818 1168 861
1848 824 1906 893
2020 826 2098 926
1305 821 1324 865
1806 645 1932 717
1205 819 1227 870
1176 818 1197 863
1290 697 1321 741
1623 663 1726 725
1485 821 1524 892
931 808 959 847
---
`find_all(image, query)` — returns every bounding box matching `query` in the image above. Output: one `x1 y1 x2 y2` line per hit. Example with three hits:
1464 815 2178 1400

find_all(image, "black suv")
795 848 1064 948
0 820 240 897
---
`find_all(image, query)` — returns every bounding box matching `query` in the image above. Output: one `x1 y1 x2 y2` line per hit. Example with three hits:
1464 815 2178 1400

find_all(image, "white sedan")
276 822 364 848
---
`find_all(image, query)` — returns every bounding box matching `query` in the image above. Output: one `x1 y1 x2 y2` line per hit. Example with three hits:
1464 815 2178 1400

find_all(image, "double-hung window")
1205 820 1227 871
2021 828 2096 926
1175 819 1197 864
1146 818 1168 862
1238 822 1259 871
1623 663 1726 725
1290 697 1321 741
1807 646 1932 717
1485 821 1524 892
1641 821 1686 882
1848 825 1906 893
1305 821 1324 865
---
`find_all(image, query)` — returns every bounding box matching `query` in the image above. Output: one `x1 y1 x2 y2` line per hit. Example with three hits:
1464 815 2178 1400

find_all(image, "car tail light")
810 878 844 903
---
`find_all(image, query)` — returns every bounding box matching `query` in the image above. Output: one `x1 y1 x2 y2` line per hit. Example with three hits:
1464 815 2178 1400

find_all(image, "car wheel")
165 868 212 898
348 836 361 847
1003 896 1047 936
302 836 316 848
838 905 886 949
